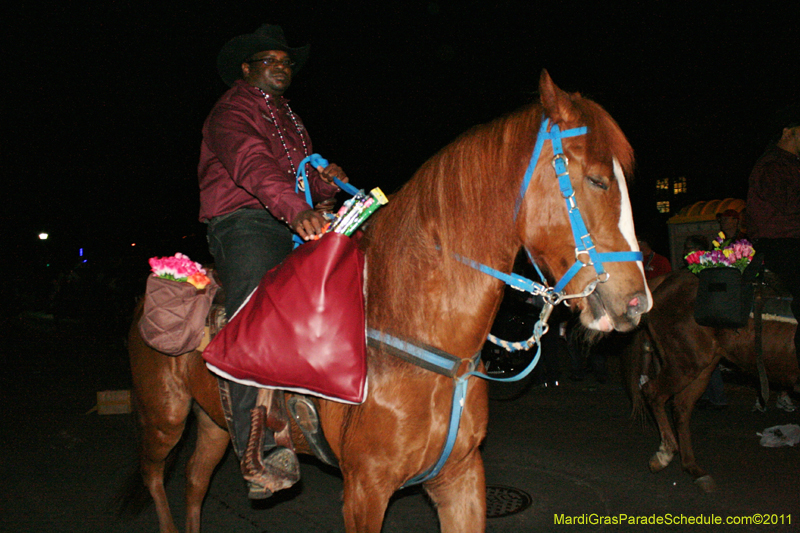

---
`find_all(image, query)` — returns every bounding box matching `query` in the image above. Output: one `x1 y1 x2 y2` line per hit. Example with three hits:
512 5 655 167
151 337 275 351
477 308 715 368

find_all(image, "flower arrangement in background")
684 233 755 274
148 253 211 289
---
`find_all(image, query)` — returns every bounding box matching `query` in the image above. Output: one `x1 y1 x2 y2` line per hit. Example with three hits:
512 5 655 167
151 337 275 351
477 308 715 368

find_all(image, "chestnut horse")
127 70 650 533
624 269 798 493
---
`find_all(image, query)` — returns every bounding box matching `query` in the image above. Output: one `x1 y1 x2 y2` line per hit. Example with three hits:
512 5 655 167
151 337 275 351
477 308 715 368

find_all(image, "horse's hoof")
648 448 673 473
694 475 716 493
649 457 666 473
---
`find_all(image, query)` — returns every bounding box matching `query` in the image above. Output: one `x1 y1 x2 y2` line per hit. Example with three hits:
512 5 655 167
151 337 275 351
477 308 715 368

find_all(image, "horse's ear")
539 70 578 125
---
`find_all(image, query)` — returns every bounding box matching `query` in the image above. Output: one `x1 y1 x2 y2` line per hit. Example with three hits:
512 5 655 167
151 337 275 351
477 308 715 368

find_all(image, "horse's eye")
587 175 609 191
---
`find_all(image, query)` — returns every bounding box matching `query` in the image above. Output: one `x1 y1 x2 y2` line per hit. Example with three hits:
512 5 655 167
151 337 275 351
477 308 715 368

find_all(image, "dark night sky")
4 1 799 266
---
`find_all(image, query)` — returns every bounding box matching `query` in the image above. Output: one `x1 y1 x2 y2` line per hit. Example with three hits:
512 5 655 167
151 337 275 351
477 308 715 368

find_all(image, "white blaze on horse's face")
614 158 652 313
583 157 652 333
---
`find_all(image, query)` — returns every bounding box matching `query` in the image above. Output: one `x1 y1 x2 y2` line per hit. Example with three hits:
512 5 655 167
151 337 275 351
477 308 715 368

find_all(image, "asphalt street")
1 313 798 532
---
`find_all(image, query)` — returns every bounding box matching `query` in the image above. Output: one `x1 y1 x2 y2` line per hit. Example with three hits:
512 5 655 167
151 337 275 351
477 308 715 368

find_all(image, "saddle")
197 303 228 351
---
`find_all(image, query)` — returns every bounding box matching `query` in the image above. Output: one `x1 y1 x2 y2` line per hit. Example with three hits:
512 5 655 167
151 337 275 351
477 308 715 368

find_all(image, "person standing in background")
746 105 800 410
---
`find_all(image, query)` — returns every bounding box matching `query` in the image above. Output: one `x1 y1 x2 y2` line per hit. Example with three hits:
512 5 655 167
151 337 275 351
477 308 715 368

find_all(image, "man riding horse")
198 23 349 498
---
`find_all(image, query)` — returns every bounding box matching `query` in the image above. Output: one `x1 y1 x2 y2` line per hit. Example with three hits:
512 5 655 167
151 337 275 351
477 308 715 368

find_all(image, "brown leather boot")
241 405 300 499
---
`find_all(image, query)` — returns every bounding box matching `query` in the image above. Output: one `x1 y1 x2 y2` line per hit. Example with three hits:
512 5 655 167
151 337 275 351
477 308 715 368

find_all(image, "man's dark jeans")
207 208 293 456
755 238 800 372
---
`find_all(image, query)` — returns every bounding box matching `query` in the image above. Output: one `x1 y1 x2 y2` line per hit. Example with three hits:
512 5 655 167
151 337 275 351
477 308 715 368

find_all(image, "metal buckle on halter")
551 153 570 178
535 302 555 340
565 194 578 211
579 233 596 250
541 288 562 307
575 249 594 266
556 270 611 305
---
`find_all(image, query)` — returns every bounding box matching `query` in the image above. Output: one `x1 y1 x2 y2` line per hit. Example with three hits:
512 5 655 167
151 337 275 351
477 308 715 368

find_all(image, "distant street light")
38 233 49 240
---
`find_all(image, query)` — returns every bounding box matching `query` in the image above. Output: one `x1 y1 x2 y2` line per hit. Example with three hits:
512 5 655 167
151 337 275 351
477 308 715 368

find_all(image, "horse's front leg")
425 448 486 533
672 362 718 493
341 470 395 533
641 379 678 473
185 404 230 533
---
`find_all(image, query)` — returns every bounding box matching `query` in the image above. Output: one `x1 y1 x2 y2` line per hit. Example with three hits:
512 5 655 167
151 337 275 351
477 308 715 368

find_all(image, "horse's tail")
113 409 188 520
619 319 653 425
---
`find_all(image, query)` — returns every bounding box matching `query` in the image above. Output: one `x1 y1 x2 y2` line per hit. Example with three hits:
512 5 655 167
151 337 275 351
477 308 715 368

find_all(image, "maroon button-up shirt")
198 80 338 223
747 145 800 239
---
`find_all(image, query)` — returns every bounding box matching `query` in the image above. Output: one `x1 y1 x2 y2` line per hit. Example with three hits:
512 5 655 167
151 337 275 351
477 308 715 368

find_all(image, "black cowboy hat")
216 24 310 87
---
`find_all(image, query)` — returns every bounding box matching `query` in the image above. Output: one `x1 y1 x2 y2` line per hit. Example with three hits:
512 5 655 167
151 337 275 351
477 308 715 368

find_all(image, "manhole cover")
486 485 532 518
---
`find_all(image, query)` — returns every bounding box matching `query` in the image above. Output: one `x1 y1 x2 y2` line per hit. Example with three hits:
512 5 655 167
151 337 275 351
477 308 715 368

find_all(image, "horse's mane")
366 92 633 338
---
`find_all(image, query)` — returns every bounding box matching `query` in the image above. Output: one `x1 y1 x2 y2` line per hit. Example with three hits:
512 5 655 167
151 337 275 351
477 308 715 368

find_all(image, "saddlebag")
693 267 753 328
138 274 219 355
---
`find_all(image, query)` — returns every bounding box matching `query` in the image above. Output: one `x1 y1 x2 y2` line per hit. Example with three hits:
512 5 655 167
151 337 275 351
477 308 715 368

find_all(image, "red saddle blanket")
202 233 367 404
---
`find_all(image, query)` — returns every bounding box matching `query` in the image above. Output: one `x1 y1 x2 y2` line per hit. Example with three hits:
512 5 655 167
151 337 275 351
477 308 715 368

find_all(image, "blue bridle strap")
451 254 549 296
366 328 467 378
405 377 469 487
552 251 642 294
514 120 588 220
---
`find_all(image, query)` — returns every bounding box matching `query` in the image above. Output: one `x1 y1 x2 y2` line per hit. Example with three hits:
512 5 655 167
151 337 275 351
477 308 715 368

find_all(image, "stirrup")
287 395 339 467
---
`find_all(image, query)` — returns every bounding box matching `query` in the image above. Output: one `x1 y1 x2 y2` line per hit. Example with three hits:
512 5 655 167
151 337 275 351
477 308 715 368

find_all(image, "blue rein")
293 154 360 248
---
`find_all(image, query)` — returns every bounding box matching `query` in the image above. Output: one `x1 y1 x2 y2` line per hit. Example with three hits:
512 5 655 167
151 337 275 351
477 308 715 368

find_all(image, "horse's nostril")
627 294 646 318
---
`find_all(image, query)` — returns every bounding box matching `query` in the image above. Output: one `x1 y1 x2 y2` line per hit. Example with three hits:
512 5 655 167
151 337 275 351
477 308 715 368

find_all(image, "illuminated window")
673 176 687 194
656 201 670 213
656 178 669 191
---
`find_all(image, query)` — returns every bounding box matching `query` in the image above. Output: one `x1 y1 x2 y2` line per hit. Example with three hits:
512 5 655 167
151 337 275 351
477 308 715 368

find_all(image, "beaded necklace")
258 88 310 188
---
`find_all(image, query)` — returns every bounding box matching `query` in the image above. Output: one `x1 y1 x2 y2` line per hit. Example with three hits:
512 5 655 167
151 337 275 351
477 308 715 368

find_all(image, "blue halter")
460 117 641 352
513 118 642 298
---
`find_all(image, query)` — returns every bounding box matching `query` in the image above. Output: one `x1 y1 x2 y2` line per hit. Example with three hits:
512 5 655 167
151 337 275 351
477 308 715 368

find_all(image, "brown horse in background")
624 269 798 492
127 70 651 533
